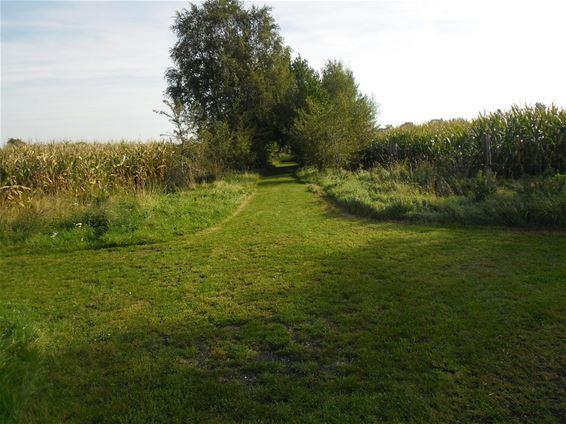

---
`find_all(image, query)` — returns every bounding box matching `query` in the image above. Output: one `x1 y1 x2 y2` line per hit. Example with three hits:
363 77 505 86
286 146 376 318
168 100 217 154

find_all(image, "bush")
292 61 377 168
84 208 110 237
199 121 255 174
471 171 497 201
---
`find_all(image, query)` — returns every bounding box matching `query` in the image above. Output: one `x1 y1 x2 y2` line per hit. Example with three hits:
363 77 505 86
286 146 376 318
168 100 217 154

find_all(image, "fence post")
483 134 492 177
388 140 397 160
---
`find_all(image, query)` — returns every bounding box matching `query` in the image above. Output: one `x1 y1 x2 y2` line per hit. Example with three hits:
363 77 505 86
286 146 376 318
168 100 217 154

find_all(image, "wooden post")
483 134 492 177
388 140 397 160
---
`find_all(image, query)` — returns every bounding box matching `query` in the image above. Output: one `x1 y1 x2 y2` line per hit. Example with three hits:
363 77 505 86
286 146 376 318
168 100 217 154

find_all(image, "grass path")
2 163 565 422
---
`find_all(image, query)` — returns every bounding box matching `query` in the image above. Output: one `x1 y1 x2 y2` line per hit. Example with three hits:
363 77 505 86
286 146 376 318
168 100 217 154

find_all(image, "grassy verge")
1 173 258 423
298 165 566 228
0 173 258 255
1 166 564 422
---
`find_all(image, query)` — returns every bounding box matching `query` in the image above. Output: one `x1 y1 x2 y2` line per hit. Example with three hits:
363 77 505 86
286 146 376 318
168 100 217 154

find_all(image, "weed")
300 165 566 228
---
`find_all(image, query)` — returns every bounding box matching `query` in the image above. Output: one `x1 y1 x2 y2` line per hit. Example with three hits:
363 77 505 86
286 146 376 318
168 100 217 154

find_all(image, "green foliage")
198 121 255 174
162 2 381 169
292 61 377 168
471 171 497 201
0 173 258 255
84 208 110 238
6 138 26 147
2 166 564 422
300 164 566 228
363 104 566 177
277 56 323 144
473 103 566 176
153 99 194 144
166 0 293 166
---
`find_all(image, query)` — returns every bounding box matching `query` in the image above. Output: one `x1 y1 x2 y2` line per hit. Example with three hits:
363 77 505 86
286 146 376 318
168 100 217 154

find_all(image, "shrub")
84 208 110 237
471 171 497 201
292 61 377 168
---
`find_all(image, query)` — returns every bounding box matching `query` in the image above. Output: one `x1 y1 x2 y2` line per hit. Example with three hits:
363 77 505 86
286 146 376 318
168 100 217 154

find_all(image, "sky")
1 0 565 143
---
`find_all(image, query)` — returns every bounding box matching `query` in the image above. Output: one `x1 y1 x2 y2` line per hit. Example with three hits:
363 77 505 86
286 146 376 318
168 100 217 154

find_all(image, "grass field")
298 166 566 229
0 173 257 256
1 163 565 422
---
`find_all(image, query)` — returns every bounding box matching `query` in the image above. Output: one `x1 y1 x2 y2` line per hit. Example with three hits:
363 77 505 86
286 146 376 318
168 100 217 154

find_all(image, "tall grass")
363 104 566 177
473 104 566 176
0 140 259 253
299 165 566 228
0 173 258 255
0 141 203 202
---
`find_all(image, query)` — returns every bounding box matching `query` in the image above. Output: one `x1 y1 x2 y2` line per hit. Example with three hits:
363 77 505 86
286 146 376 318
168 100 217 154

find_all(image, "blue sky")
2 0 566 142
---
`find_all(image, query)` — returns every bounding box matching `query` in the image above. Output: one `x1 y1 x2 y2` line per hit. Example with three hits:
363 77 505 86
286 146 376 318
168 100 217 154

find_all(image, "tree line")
159 0 377 170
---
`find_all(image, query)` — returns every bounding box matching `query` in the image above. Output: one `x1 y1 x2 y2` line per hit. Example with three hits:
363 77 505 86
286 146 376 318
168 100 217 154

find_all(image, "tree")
6 138 26 147
273 56 322 149
292 61 378 168
153 99 204 185
197 121 255 174
165 0 293 166
153 99 194 144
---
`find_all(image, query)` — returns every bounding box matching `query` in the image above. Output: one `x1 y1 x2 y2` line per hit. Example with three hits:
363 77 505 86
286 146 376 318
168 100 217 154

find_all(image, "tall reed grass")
0 141 201 203
363 104 566 177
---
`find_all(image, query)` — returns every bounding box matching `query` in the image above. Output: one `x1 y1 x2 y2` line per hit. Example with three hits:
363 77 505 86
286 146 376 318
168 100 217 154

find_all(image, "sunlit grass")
299 165 566 227
0 173 258 255
1 166 564 422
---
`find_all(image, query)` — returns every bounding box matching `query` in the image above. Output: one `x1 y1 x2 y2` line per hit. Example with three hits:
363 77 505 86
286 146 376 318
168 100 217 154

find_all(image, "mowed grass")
1 163 565 422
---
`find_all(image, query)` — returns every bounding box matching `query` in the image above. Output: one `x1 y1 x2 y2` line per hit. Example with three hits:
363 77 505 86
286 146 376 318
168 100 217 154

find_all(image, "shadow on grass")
14 225 566 422
257 164 300 187
257 178 297 188
262 162 299 176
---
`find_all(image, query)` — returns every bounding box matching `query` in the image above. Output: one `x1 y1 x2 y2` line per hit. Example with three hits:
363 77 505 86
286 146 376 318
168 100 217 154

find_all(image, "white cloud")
1 1 183 141
1 0 565 142
268 0 566 125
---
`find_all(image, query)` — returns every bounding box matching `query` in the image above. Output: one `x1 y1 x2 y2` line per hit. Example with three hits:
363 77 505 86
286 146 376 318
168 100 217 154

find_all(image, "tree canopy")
164 0 378 169
166 0 292 165
292 61 377 168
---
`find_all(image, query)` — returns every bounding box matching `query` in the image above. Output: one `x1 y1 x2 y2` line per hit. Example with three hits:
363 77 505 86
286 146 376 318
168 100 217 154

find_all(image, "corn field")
0 141 200 202
362 104 566 177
